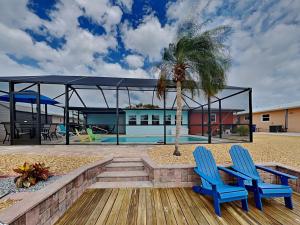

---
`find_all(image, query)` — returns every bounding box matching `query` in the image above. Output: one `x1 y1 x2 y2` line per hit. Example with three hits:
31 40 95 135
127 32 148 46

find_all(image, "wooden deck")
55 188 300 225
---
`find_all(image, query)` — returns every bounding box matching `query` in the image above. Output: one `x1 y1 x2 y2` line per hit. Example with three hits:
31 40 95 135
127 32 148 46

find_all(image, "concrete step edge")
106 162 144 168
88 181 153 189
97 171 148 178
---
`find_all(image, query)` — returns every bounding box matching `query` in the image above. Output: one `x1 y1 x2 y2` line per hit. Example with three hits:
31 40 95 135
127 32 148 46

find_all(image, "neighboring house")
189 108 244 135
237 101 300 132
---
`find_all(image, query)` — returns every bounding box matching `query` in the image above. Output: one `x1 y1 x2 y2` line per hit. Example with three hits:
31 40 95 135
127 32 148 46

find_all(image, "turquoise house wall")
124 109 188 136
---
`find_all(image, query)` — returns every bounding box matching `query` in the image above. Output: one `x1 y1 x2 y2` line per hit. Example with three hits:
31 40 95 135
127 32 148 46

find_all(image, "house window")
165 115 171 125
244 115 250 121
261 114 270 122
152 115 160 125
128 115 136 125
211 114 216 123
141 115 148 125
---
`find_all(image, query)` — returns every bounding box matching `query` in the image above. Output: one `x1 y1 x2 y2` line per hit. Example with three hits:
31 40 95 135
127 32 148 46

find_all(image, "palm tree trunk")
174 81 182 156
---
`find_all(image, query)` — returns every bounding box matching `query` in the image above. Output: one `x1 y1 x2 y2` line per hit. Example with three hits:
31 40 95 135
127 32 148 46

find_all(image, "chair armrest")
218 167 251 181
256 165 298 180
194 168 217 186
231 167 261 180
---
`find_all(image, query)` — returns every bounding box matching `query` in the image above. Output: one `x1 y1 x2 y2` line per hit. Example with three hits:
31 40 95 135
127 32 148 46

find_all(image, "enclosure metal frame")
0 75 252 145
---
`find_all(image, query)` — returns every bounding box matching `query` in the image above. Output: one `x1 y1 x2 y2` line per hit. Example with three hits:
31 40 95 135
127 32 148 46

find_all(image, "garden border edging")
0 157 113 225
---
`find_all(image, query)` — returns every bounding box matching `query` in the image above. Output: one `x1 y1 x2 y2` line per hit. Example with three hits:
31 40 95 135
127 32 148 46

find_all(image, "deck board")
55 188 300 225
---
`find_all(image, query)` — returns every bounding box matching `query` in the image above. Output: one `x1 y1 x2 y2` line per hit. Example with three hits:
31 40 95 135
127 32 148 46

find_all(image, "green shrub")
236 125 249 136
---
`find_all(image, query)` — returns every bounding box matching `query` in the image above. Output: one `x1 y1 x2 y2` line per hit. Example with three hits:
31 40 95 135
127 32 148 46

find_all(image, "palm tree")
156 23 231 156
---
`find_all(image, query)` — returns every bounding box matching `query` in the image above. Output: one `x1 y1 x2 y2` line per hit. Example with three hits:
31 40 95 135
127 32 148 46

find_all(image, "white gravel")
0 176 61 197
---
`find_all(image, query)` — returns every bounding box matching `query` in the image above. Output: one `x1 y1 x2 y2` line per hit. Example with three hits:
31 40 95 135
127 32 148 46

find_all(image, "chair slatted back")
86 128 95 141
229 145 260 179
58 124 66 132
4 123 10 134
193 146 223 189
49 124 57 133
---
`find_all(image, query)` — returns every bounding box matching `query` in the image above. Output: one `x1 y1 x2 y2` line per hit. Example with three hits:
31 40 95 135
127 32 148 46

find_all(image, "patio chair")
229 145 298 210
49 124 58 140
57 124 74 136
3 123 10 144
57 124 66 136
41 124 51 140
193 146 249 216
41 124 58 141
75 129 89 142
86 128 101 142
15 123 30 138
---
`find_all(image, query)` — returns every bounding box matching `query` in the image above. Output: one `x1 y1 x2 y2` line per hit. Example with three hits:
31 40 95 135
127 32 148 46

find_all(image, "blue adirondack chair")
193 146 250 216
229 145 298 210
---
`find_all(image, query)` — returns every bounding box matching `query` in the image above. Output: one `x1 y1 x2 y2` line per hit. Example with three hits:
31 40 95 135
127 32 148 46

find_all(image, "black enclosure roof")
0 75 249 90
69 107 245 113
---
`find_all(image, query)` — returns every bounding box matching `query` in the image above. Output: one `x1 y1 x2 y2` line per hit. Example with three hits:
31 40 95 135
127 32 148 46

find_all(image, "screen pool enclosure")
0 75 252 145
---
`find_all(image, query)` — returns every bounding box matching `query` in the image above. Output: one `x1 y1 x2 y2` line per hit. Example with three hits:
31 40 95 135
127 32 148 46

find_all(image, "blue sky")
0 0 299 107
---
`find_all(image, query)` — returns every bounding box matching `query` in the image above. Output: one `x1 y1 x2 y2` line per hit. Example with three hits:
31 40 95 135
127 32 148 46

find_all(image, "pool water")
100 135 207 143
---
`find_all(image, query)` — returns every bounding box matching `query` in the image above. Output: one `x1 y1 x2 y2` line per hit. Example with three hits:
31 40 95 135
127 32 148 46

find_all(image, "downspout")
285 109 288 131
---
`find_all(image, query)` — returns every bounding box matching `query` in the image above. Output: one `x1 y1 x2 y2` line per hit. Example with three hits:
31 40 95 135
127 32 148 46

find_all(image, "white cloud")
0 0 42 29
75 0 122 33
122 15 175 61
0 54 45 76
116 0 133 12
92 58 149 78
228 23 300 107
0 23 60 62
125 54 144 68
166 0 222 24
0 0 300 108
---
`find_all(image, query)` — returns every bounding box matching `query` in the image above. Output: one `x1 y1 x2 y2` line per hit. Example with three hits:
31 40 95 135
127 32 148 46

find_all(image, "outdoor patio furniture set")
193 145 298 216
1 123 69 143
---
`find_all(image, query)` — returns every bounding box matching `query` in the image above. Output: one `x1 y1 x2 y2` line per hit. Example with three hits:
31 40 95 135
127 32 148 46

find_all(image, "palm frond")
157 21 232 99
156 68 168 100
181 73 199 98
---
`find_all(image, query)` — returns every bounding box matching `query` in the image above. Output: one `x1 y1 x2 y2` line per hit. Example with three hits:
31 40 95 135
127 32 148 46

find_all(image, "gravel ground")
0 154 102 176
148 134 300 168
0 175 61 194
0 176 61 212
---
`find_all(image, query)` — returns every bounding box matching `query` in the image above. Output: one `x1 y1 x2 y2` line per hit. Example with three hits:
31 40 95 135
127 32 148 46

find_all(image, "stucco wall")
253 108 300 132
189 111 235 135
286 108 300 132
253 110 286 132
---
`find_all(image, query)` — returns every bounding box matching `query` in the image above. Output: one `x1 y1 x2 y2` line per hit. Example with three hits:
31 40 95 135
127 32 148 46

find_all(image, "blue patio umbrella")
0 90 59 123
0 90 59 105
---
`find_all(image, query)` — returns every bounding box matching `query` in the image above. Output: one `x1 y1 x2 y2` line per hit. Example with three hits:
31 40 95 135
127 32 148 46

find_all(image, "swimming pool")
100 135 207 143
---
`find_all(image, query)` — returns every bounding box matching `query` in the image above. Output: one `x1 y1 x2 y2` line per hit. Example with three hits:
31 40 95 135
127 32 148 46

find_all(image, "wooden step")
112 157 142 163
88 181 153 189
105 162 144 171
97 171 149 182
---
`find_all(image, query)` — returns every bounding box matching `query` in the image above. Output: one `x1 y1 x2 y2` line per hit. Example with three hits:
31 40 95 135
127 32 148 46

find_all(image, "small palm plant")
156 22 232 156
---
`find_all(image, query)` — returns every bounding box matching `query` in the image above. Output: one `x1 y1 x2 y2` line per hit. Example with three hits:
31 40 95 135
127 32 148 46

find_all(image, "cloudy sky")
0 0 299 108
